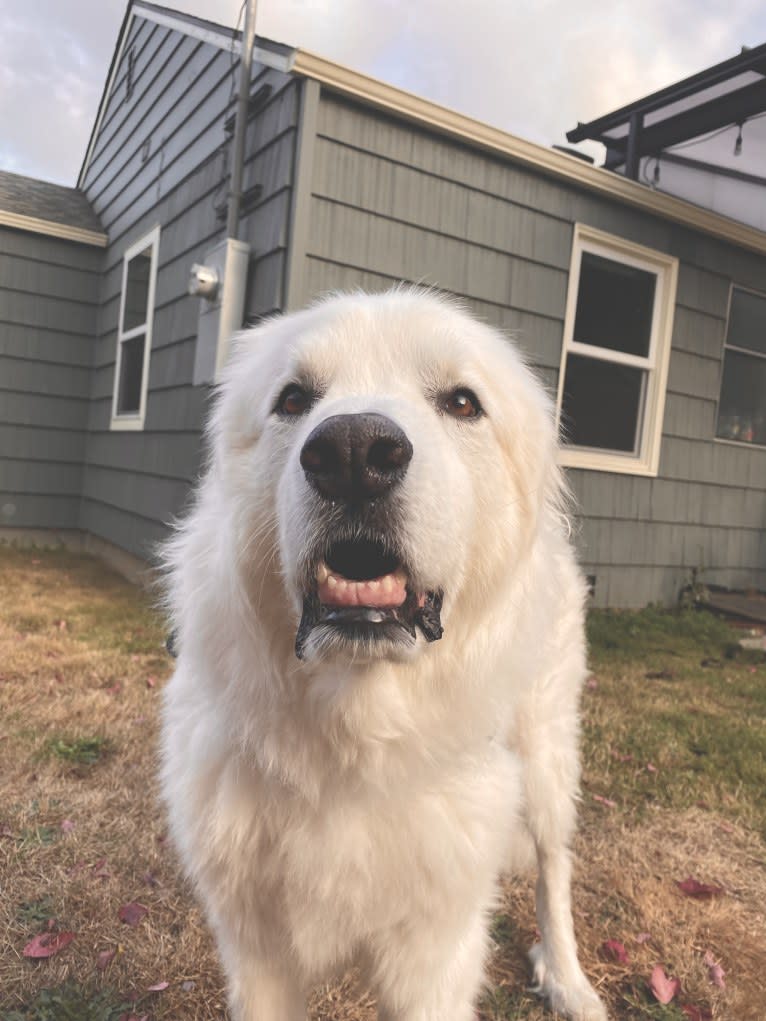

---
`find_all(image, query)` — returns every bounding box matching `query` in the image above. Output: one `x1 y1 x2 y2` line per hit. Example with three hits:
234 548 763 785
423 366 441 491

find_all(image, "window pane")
122 246 152 332
716 349 766 445
727 288 766 356
116 333 146 415
561 353 645 453
574 252 656 357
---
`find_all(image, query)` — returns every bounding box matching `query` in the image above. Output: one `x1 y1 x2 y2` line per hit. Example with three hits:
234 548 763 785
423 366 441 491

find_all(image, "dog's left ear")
492 349 565 541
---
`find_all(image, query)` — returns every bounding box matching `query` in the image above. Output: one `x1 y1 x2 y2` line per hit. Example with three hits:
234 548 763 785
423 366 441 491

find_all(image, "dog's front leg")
219 941 306 1021
373 908 489 1021
529 843 606 1021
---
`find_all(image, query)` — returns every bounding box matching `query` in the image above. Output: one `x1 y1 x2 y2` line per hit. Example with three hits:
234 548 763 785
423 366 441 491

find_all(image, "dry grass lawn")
1 546 765 1021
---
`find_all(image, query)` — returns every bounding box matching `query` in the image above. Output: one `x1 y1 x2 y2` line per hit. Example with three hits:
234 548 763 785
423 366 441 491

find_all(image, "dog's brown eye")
443 388 482 419
276 384 313 417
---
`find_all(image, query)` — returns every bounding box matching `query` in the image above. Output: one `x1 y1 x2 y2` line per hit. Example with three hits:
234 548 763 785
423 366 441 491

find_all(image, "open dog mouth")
295 537 443 659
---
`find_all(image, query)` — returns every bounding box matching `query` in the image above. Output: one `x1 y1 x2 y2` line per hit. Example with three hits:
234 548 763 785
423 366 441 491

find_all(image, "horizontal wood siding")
306 93 766 605
0 227 101 531
78 15 298 560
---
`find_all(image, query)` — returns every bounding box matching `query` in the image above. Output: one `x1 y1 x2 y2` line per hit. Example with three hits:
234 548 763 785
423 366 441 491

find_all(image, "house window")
556 224 678 476
716 286 766 447
111 226 160 431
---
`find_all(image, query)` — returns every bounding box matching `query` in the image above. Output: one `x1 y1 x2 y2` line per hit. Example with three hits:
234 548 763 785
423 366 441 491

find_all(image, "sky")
1 0 765 187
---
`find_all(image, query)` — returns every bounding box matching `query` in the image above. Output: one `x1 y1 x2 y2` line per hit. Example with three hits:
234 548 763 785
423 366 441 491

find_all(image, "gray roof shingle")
0 169 103 234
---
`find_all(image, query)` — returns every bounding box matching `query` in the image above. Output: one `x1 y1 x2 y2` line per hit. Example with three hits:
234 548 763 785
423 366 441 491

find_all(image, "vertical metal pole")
226 0 258 239
625 112 643 181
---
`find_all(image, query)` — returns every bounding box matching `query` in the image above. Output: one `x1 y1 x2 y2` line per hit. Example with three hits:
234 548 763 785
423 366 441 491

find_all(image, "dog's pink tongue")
319 573 406 609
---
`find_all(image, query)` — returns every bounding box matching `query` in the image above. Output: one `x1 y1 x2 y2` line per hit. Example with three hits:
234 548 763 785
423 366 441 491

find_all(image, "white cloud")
1 0 765 185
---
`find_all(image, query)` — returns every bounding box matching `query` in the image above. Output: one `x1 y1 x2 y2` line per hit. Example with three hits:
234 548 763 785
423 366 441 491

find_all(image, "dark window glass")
727 288 766 356
574 252 656 357
561 353 645 453
122 247 152 332
716 348 766 445
116 334 145 415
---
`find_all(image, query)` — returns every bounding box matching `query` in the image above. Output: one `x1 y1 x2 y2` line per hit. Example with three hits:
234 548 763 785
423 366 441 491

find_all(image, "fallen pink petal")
147 980 169 992
601 939 630 964
22 930 75 959
60 819 75 833
96 948 116 971
676 877 724 900
649 963 681 1004
118 902 148 926
593 794 617 808
635 932 652 944
703 950 726 989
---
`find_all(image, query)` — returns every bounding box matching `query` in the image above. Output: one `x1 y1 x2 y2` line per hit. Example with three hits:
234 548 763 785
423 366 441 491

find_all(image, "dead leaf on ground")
703 950 726 989
600 939 629 964
23 930 75 958
649 963 681 1004
96 948 117 970
119 902 148 926
676 876 725 899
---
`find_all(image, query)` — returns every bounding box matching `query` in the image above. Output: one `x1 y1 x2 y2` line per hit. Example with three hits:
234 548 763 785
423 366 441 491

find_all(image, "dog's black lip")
294 583 443 659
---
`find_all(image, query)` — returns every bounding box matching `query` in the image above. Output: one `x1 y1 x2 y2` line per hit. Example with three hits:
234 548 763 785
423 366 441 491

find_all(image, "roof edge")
291 49 766 258
77 1 294 189
0 210 108 247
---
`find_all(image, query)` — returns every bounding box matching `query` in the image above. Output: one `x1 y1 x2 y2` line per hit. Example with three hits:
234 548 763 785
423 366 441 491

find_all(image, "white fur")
160 289 607 1021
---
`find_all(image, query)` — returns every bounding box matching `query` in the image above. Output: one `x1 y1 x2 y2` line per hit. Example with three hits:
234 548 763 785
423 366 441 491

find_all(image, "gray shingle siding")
2 10 764 606
0 227 102 531
76 12 299 561
296 91 766 606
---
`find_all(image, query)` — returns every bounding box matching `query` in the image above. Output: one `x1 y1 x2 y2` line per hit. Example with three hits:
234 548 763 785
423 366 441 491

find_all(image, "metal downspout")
226 0 258 239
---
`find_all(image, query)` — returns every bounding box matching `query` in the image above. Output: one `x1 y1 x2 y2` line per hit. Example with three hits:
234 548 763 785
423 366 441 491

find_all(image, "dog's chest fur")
168 704 520 977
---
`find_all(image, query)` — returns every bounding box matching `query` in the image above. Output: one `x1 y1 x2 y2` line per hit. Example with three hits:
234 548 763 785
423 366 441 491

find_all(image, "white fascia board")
291 49 766 258
0 210 107 247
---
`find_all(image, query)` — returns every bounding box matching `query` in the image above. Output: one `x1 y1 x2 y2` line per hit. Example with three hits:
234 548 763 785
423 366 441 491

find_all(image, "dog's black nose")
300 413 413 502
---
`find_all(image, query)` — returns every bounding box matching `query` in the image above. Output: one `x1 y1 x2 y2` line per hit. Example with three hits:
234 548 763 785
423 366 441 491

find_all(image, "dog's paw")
528 943 608 1021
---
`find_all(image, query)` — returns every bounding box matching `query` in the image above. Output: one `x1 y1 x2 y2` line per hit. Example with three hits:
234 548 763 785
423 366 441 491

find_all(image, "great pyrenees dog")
160 288 606 1021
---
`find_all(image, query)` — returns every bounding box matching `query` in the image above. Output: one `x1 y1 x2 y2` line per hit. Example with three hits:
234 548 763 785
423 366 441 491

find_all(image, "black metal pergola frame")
567 42 766 179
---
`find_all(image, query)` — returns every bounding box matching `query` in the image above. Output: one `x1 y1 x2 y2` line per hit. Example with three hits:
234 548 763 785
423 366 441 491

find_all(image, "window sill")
713 436 766 451
558 447 658 477
110 415 145 432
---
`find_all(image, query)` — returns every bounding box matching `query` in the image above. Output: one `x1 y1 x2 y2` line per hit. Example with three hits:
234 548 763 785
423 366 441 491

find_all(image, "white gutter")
291 49 766 258
0 210 107 247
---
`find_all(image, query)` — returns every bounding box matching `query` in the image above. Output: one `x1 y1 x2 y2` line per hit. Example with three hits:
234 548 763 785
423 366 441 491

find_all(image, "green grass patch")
479 985 540 1020
619 982 690 1020
1 984 132 1021
45 735 111 767
15 826 58 850
583 606 766 837
8 614 49 634
15 897 55 927
587 604 740 665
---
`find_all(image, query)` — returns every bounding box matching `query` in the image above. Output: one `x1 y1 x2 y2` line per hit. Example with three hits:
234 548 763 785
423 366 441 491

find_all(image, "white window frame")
714 283 766 449
555 224 678 477
110 225 160 431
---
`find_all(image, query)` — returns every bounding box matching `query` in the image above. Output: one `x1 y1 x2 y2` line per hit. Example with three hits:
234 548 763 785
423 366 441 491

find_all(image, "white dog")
160 289 606 1021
